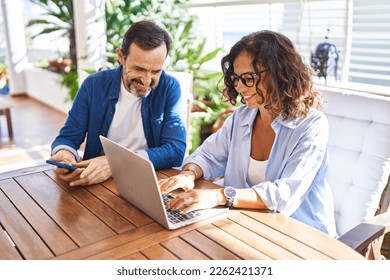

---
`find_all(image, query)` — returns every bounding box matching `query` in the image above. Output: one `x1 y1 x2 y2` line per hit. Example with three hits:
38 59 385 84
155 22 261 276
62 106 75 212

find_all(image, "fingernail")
70 182 74 187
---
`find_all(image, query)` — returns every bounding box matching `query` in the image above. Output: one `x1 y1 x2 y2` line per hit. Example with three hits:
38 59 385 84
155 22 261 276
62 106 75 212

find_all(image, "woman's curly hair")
221 30 323 120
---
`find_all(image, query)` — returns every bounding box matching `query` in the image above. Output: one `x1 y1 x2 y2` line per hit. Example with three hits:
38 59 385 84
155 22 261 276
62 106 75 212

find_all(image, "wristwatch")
223 186 237 208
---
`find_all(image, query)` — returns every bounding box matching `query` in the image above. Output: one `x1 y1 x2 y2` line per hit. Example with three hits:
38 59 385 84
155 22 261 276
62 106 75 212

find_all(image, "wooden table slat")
45 171 137 233
0 227 23 260
161 237 211 260
197 223 273 260
86 183 154 228
225 212 328 259
0 185 53 259
14 173 116 246
84 212 231 260
141 244 180 260
100 179 118 193
243 211 364 259
213 215 301 259
0 179 78 255
52 222 164 260
47 170 153 229
180 230 241 260
120 252 148 260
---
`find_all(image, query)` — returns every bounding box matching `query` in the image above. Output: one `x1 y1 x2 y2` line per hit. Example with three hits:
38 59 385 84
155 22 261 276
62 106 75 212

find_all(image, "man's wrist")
55 149 76 161
52 145 80 162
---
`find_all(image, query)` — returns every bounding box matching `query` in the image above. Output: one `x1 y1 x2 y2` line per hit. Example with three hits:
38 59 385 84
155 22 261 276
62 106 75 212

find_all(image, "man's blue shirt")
52 66 187 169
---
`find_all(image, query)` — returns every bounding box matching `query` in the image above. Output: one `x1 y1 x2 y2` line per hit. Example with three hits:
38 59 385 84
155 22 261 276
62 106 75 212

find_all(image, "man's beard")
122 68 156 97
124 78 153 97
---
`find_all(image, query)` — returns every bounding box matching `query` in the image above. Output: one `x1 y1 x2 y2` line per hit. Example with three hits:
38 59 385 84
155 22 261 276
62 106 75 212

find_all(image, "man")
49 20 187 186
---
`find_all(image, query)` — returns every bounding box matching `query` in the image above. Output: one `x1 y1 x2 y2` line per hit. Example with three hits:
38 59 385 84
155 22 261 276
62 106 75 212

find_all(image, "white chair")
321 86 390 259
166 71 193 155
0 97 13 141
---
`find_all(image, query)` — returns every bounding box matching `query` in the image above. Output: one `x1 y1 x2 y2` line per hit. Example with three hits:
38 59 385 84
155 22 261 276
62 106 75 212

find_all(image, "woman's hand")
166 188 224 214
159 170 196 195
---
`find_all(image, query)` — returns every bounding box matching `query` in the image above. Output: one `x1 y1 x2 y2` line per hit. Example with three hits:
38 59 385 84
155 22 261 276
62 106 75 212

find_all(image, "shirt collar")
273 113 307 129
109 66 123 101
238 106 306 130
239 107 258 127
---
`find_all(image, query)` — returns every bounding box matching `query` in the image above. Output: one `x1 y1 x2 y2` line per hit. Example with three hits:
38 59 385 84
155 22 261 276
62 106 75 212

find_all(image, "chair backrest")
165 71 194 155
321 86 390 236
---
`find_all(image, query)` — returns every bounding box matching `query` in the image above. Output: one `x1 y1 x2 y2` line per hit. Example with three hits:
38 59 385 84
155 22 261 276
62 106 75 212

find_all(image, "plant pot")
211 108 235 134
48 58 72 72
191 99 212 113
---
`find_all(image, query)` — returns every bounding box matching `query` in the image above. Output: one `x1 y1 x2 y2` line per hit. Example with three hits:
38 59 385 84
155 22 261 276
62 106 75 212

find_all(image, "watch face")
224 187 236 198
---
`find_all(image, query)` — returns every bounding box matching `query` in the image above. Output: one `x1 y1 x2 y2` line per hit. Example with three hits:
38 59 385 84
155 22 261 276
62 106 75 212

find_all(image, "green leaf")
198 48 223 64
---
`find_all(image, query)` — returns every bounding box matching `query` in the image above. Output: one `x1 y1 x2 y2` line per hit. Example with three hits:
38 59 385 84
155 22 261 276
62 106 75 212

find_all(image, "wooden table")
0 165 365 260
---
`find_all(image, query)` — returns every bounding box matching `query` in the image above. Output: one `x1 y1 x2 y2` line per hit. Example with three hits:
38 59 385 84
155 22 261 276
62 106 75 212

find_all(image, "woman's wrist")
180 169 196 180
182 167 199 180
218 188 226 206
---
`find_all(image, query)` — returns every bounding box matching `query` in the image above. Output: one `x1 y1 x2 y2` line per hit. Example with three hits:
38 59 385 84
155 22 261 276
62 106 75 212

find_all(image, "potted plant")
27 0 76 67
189 70 234 148
0 63 10 95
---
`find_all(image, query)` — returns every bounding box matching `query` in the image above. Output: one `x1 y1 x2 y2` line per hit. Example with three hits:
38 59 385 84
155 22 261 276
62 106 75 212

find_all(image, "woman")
159 30 337 237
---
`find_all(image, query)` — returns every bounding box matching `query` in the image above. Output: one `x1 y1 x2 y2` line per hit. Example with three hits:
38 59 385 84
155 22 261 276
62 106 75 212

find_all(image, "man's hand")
50 150 83 183
70 156 112 186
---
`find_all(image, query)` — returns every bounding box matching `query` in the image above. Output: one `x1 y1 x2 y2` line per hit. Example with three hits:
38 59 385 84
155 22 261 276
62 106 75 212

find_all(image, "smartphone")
46 160 78 171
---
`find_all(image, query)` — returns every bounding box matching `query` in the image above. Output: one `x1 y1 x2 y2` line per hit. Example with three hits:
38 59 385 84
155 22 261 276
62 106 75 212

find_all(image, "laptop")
100 136 228 230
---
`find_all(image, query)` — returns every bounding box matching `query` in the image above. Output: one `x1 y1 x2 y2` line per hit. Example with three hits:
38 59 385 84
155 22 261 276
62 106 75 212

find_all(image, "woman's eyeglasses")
230 70 266 87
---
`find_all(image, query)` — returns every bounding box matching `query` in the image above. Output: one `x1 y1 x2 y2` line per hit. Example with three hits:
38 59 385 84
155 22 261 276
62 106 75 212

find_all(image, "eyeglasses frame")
230 69 267 88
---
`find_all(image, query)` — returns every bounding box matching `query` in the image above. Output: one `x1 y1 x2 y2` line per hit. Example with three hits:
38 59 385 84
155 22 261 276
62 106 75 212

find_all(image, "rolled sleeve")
51 145 81 162
252 142 328 216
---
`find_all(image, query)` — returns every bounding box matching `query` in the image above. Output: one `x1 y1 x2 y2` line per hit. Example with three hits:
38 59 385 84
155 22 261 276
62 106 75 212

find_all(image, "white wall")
24 67 72 114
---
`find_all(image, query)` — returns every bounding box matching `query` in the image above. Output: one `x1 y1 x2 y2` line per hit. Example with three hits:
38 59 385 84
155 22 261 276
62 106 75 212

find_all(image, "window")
349 0 390 88
189 0 390 95
0 1 69 64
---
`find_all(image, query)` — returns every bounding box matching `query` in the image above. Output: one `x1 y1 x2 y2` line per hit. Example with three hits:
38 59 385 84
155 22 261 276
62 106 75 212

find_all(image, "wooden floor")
0 95 67 173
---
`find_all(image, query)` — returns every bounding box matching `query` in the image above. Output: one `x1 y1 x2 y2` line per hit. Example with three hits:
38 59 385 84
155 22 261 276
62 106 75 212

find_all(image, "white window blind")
349 0 390 87
190 2 287 69
190 1 347 80
189 0 390 93
281 1 347 82
0 11 6 62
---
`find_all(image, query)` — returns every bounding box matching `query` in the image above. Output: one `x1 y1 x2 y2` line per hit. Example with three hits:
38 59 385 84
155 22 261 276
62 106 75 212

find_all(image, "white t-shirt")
247 157 268 186
107 81 148 152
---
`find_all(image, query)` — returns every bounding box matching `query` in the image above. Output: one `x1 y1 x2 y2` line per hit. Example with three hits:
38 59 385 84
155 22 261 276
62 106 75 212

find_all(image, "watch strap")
224 186 236 208
225 197 234 208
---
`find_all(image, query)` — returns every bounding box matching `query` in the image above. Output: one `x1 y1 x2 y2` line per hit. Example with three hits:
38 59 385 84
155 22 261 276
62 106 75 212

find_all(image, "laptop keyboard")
163 195 201 224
